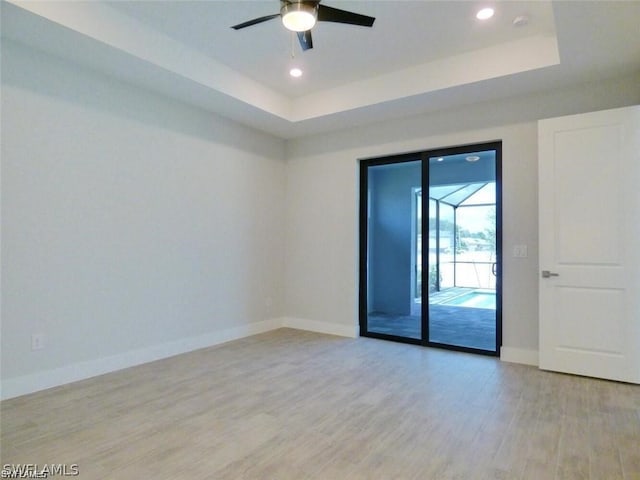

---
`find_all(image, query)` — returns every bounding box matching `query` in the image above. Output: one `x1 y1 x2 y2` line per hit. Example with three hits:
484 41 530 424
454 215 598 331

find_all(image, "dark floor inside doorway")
367 304 496 351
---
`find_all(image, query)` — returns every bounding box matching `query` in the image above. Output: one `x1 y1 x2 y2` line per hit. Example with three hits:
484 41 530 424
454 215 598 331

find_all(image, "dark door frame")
358 141 502 357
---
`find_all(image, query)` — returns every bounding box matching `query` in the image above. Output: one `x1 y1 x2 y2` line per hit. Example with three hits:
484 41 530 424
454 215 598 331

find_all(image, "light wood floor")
2 329 639 479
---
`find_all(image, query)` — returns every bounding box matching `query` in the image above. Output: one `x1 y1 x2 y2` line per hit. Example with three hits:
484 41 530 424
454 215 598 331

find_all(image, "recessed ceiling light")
476 7 494 20
289 67 303 78
436 157 444 162
466 155 481 162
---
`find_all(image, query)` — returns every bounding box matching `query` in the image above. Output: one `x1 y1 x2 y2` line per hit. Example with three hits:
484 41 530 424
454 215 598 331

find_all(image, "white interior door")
538 105 640 383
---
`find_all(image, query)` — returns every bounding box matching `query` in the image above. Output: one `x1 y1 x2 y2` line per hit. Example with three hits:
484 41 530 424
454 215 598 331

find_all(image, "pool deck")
429 287 495 305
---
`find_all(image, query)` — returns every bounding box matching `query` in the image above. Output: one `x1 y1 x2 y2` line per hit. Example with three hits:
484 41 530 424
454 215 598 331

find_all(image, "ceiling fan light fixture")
281 3 317 32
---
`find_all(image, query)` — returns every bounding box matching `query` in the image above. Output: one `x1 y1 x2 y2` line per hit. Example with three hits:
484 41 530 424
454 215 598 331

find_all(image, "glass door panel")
362 160 422 340
428 151 498 352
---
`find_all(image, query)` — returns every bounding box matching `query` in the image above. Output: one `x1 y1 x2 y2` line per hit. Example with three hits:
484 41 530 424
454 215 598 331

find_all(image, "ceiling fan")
231 1 375 52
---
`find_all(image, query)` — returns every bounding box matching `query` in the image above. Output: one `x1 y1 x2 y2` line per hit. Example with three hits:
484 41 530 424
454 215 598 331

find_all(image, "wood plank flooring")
2 328 639 479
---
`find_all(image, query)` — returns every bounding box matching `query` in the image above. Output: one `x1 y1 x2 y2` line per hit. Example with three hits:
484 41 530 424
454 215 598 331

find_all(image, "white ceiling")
2 1 639 139
107 0 558 97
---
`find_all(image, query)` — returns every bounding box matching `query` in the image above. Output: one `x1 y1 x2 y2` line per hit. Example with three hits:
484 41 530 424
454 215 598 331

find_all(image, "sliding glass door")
359 142 502 355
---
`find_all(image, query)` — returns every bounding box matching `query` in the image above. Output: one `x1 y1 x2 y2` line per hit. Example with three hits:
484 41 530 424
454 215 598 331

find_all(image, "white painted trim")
282 317 358 339
1 319 282 400
500 346 539 366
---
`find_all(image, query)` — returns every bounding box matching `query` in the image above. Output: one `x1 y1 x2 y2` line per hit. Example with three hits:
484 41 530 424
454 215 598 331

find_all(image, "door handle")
541 270 559 278
491 263 497 276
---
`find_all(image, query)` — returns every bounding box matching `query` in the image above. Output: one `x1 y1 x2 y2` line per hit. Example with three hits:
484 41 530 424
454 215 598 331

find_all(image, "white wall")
284 73 640 361
1 41 286 398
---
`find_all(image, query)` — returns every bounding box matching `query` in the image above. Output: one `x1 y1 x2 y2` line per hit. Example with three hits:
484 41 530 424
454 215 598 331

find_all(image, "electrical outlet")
31 332 46 351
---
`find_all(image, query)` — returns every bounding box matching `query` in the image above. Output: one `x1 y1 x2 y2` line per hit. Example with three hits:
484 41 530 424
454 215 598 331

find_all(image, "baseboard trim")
1 318 282 400
282 317 358 338
500 346 539 366
1 317 361 400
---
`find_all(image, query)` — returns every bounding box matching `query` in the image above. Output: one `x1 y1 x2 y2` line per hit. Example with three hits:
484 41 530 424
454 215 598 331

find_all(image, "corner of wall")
281 317 358 339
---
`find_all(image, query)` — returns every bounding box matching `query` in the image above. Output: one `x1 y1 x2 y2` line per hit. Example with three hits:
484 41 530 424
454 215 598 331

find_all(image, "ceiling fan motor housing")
280 1 319 32
232 0 374 51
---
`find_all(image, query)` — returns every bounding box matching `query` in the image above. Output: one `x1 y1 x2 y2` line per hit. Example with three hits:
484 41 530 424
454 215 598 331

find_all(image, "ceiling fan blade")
231 13 280 30
317 4 375 27
297 30 313 51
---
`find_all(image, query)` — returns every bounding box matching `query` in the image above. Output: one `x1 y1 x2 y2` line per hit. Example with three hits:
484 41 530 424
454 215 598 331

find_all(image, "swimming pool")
443 290 496 309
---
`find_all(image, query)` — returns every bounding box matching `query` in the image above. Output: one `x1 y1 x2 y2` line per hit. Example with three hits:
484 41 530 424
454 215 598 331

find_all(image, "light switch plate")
513 245 528 258
31 332 46 351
